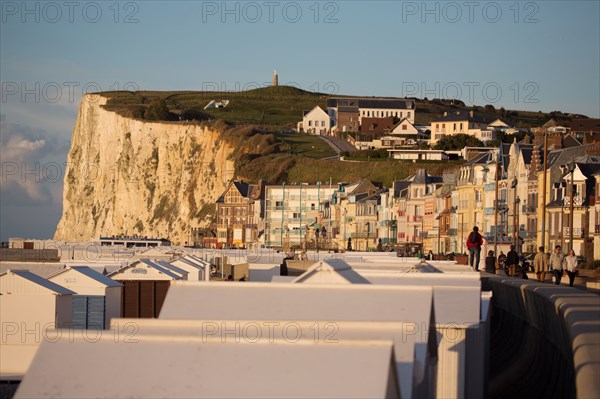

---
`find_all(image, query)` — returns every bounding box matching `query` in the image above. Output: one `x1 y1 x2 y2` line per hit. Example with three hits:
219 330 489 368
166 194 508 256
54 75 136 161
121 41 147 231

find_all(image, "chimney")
469 110 474 118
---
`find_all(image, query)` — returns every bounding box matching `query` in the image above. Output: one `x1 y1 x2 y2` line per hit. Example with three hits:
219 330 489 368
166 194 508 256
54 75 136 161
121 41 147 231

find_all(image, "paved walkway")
317 135 357 154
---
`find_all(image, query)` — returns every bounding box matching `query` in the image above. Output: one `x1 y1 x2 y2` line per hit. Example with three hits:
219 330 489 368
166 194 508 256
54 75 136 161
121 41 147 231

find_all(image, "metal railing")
562 227 585 238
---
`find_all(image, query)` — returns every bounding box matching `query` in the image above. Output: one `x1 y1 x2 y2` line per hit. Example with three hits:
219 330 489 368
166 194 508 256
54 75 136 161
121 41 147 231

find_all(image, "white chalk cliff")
54 94 234 244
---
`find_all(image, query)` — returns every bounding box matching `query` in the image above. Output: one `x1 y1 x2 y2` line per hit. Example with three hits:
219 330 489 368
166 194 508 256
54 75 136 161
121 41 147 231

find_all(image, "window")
453 123 456 131
402 125 407 130
311 203 316 210
407 112 411 118
275 201 283 209
308 121 312 126
321 121 325 127
460 123 463 130
400 112 403 118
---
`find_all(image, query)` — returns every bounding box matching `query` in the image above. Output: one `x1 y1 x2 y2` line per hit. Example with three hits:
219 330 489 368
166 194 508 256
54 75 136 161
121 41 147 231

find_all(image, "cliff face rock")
54 94 234 244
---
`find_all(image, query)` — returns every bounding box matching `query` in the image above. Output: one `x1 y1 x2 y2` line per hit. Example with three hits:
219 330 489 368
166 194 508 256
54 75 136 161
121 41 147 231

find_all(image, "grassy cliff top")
98 86 583 129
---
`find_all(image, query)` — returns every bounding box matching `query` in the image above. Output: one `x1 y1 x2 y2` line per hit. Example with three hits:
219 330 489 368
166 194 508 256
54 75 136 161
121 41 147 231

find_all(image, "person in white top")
564 249 578 287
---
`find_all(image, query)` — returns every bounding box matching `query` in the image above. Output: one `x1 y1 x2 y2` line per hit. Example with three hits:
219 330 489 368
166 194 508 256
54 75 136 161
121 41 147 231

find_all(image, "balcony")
562 227 586 238
522 231 537 240
350 232 372 239
494 200 507 211
378 220 397 227
524 205 536 214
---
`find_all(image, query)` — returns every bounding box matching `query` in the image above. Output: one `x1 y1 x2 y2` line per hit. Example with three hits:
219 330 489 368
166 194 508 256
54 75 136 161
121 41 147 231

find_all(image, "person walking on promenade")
485 250 496 274
497 251 507 274
533 246 549 282
506 245 519 277
466 226 484 271
549 245 565 285
564 249 578 287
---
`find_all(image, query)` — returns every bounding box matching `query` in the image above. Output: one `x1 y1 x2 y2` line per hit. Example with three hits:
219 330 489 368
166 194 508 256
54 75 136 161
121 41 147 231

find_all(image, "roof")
107 259 182 280
409 169 443 185
463 151 493 166
346 179 378 196
303 105 328 118
392 180 411 198
358 99 414 110
359 117 395 134
328 97 414 110
563 135 582 148
0 269 76 295
160 281 433 323
216 181 251 203
545 145 598 184
432 110 490 124
567 118 600 133
292 259 370 284
521 147 533 165
48 266 123 287
170 257 205 270
577 163 600 179
154 260 190 277
18 335 400 399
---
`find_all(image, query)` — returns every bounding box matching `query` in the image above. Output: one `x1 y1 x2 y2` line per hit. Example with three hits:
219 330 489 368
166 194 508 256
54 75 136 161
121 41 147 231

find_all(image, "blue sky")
1 0 599 241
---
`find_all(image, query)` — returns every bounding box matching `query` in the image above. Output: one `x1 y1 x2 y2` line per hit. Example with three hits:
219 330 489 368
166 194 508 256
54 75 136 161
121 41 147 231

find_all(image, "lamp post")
280 182 285 248
299 181 303 250
511 177 519 251
494 152 500 258
460 213 464 254
569 164 575 252
365 222 370 251
541 130 548 251
563 161 576 252
513 196 521 252
436 214 441 258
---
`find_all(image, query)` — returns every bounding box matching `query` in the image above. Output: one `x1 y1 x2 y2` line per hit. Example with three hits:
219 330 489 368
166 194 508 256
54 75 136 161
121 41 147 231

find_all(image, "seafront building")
213 131 600 263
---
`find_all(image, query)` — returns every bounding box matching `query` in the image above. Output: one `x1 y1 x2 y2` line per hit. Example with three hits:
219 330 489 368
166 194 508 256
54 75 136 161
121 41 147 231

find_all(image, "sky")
1 0 599 241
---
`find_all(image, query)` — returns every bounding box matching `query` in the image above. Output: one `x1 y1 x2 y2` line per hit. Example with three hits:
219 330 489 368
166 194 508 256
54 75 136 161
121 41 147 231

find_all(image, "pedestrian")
549 245 565 285
497 251 507 274
533 246 549 282
466 226 484 271
564 249 578 287
506 245 519 277
485 250 496 274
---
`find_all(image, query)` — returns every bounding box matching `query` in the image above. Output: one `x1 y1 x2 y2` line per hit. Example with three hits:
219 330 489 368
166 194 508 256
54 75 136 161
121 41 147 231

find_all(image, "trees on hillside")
144 98 172 121
434 134 484 150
